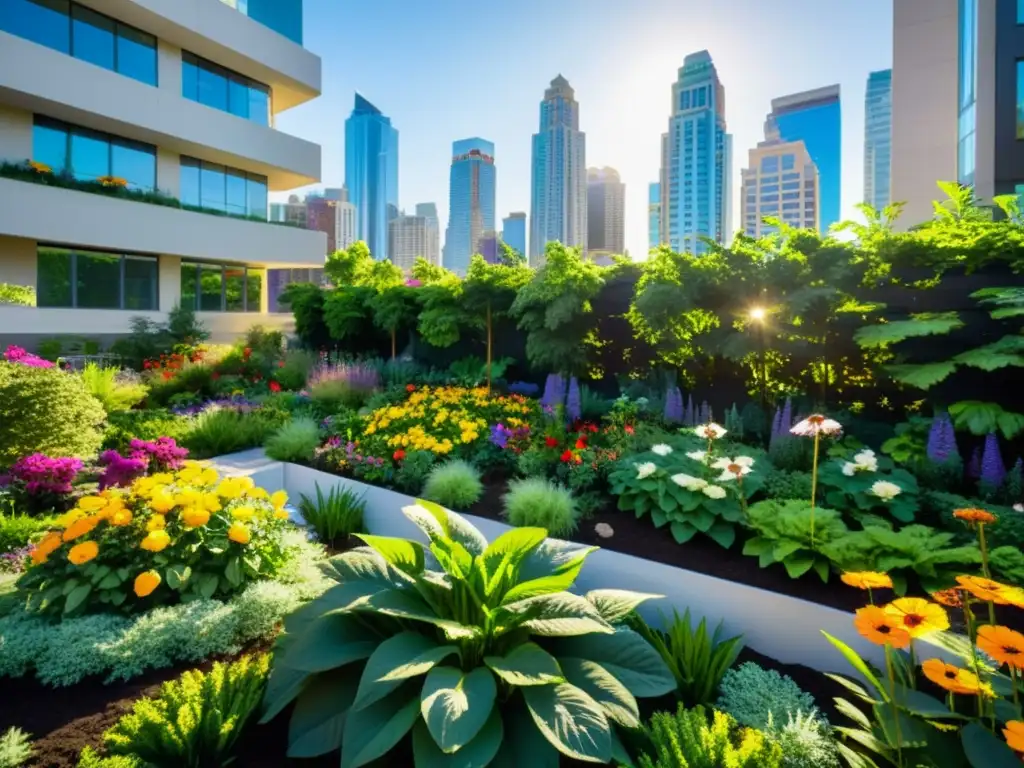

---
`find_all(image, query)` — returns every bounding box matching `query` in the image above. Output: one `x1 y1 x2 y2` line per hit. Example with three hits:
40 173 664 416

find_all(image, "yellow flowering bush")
16 462 293 617
359 386 536 458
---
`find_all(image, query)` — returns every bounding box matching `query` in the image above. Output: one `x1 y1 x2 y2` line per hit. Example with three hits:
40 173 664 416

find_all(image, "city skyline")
273 0 893 260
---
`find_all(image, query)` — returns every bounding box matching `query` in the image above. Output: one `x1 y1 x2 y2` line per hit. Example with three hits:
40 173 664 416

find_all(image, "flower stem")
810 432 820 548
886 645 904 768
977 524 997 626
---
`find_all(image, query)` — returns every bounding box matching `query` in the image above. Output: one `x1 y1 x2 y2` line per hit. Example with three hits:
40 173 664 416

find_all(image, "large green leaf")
961 722 1022 768
518 542 596 584
64 584 91 614
278 612 378 673
479 527 548 598
484 642 564 687
363 588 479 640
421 666 497 753
885 362 958 390
489 696 560 768
500 553 588 604
260 662 311 724
353 631 458 711
551 627 676 698
949 401 1024 439
522 682 611 762
821 632 886 700
954 336 1024 371
854 312 963 348
355 534 425 575
412 711 503 768
559 657 640 728
498 592 614 637
584 589 662 624
341 683 421 768
287 668 358 757
404 501 488 556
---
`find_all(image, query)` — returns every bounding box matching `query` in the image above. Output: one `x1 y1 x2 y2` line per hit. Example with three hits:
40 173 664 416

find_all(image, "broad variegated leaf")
559 657 640 728
498 592 614 637
353 631 458 711
584 589 661 623
478 527 548 597
287 668 358 757
484 642 564 686
522 682 612 762
412 711 503 768
421 666 497 753
341 683 421 768
355 534 425 575
277 611 378 673
551 627 675 697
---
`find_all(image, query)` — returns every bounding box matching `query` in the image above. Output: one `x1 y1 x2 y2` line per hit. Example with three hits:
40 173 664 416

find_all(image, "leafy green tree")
417 267 471 349
280 283 330 350
324 241 375 286
463 255 532 388
324 286 375 347
369 284 418 359
499 241 526 267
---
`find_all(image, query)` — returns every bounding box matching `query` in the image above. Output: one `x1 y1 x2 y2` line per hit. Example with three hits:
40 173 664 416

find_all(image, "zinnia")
146 514 166 532
977 625 1024 670
884 597 949 638
133 570 161 598
545 436 558 448
140 529 171 552
110 509 133 527
1005 721 1024 754
270 490 288 509
841 571 893 591
921 659 991 696
68 540 99 565
957 575 1024 607
854 605 910 649
63 515 99 542
181 507 211 527
77 496 107 511
228 522 251 544
953 508 997 525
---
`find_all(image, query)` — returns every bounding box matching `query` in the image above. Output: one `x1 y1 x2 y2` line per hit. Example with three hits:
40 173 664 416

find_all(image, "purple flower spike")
684 395 695 427
664 386 684 424
566 377 581 421
699 401 710 426
541 373 565 411
780 398 793 432
927 412 960 464
980 432 1007 488
968 446 982 480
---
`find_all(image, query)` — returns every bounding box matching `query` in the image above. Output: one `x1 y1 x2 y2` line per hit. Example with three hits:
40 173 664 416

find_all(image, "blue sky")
274 0 894 259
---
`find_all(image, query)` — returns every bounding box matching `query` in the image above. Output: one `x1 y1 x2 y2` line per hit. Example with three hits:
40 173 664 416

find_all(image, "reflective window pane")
124 256 157 310
116 25 156 85
226 169 247 215
69 129 110 181
225 266 245 312
111 142 155 191
197 65 228 111
33 120 68 172
180 263 198 310
36 247 73 307
245 269 263 312
246 0 302 44
181 57 199 101
181 50 271 124
1018 61 1024 139
248 86 269 126
246 176 268 219
71 4 114 71
180 158 201 207
76 251 120 308
228 78 250 119
200 265 223 311
200 163 226 212
1 0 70 54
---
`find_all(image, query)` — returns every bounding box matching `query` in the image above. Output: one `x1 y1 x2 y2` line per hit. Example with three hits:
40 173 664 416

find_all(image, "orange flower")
146 514 166 532
110 508 133 527
180 507 210 528
30 531 63 565
62 515 99 542
842 572 893 591
977 625 1024 670
273 508 289 520
957 575 1024 607
68 540 99 565
953 508 997 525
931 589 964 608
884 597 949 638
28 160 51 174
1005 721 1024 754
133 570 161 598
921 659 991 696
854 605 911 649
140 529 170 552
228 522 251 544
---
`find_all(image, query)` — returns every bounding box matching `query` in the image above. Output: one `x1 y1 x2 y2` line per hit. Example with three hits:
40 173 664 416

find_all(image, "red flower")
545 437 559 448
574 455 583 465
406 384 416 392
624 424 635 435
277 360 286 368
161 371 173 380
575 438 587 450
212 372 221 380
269 380 282 393
243 347 252 358
560 450 573 463
393 449 406 461
588 424 598 433
142 360 151 369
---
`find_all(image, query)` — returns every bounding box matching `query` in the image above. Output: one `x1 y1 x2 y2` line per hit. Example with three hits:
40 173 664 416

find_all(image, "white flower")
636 462 657 480
702 484 727 500
869 480 902 501
1014 503 1023 513
790 414 843 437
686 450 707 462
842 449 878 477
841 462 857 477
651 444 673 456
695 422 727 440
671 473 708 492
712 456 755 482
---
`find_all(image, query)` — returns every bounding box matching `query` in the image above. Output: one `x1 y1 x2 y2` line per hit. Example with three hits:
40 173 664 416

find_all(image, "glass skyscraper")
648 182 661 251
219 0 303 44
659 51 732 255
344 94 398 262
502 213 527 259
864 69 892 211
958 0 977 186
529 76 587 265
443 138 496 276
770 85 841 232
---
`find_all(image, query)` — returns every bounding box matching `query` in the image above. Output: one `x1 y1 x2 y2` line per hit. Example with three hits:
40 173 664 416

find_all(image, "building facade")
769 85 841 232
443 138 496 276
270 195 307 226
659 51 732 255
648 182 661 252
344 94 398 261
389 213 435 272
864 69 893 210
586 167 626 260
529 75 587 265
0 0 326 348
501 213 527 259
305 195 337 254
336 200 357 251
740 118 820 237
415 203 440 264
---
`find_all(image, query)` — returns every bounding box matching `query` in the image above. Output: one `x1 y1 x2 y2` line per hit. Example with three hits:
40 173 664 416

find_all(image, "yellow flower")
150 472 174 485
31 532 64 565
215 478 246 499
228 522 251 544
181 507 210 527
270 490 288 510
132 476 158 497
174 488 202 508
63 515 99 542
140 529 171 552
68 540 99 565
146 514 166 532
231 505 256 522
110 508 133 527
200 467 219 485
133 570 161 597
273 509 290 520
97 498 126 521
884 598 950 638
78 496 107 511
201 492 222 513
149 489 176 514
176 464 202 483
247 487 269 500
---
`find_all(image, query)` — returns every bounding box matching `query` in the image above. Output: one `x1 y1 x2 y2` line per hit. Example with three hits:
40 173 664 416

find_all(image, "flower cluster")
307 361 380 394
97 175 128 187
129 437 188 472
841 448 878 476
98 450 148 490
540 373 565 411
142 350 203 379
926 412 959 464
3 344 54 368
1 453 81 495
489 422 531 451
663 386 684 424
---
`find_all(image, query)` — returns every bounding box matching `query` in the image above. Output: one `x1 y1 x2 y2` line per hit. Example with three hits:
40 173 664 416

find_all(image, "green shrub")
102 409 193 451
762 469 813 501
0 283 35 307
502 478 579 536
743 500 849 582
421 459 484 509
263 417 319 462
393 449 437 493
180 409 275 459
297 482 365 548
79 363 148 413
0 512 56 554
76 747 138 768
928 490 1024 548
0 727 32 768
629 609 743 708
515 447 552 479
0 362 106 465
716 662 818 731
768 711 840 768
145 363 216 406
637 705 783 768
274 349 316 391
98 654 268 768
109 317 168 371
263 500 675 765
240 325 284 359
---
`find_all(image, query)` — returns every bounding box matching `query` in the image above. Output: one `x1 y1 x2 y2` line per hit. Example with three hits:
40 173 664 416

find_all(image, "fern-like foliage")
853 312 964 348
952 335 1024 372
0 727 32 768
972 286 1024 319
637 705 783 768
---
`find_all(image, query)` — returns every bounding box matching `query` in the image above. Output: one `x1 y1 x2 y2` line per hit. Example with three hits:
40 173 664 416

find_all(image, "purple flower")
926 412 959 464
98 450 148 490
566 377 581 421
684 395 695 427
489 423 512 449
541 374 565 411
780 398 793 434
664 386 683 424
980 432 1007 488
699 401 711 426
129 437 188 472
307 361 380 396
3 345 54 368
770 405 783 448
968 446 982 480
6 454 82 495
405 278 423 288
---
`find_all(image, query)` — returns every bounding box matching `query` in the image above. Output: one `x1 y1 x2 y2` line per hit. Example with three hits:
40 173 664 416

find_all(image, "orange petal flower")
62 515 99 542
854 605 911 649
977 625 1024 670
957 575 1024 607
133 570 161 598
1005 721 1024 753
884 597 950 638
931 589 964 608
953 508 997 525
842 572 894 591
67 540 99 565
921 659 992 696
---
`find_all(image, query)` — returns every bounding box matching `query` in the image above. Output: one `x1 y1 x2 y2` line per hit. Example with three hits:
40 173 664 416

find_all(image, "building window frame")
179 262 263 313
179 156 268 219
32 114 157 191
36 244 159 310
181 50 272 125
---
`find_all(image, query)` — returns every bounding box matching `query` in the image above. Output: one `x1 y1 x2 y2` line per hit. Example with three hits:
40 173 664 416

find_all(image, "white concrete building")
336 201 357 252
0 0 326 347
389 212 438 272
741 117 820 238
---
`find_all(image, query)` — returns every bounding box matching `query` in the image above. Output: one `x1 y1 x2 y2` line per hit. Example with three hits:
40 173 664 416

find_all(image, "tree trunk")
391 328 396 360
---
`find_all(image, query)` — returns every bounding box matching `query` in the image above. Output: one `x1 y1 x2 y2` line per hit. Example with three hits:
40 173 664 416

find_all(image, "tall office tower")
864 69 893 211
659 51 732 254
0 0 326 348
740 117 820 238
389 213 435 272
345 94 398 261
442 138 496 276
415 203 441 264
586 167 626 261
529 75 587 265
648 182 662 251
769 86 841 232
336 201 357 251
501 212 527 258
306 195 339 254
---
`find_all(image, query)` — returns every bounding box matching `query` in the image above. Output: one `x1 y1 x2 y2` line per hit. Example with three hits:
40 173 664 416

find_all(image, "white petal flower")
686 450 707 462
733 456 755 468
694 422 727 440
1014 503 1023 513
869 480 902 501
842 462 857 477
671 473 708 492
790 414 843 437
702 484 727 499
712 456 755 482
853 449 878 472
636 462 657 480
711 457 731 470
651 444 673 456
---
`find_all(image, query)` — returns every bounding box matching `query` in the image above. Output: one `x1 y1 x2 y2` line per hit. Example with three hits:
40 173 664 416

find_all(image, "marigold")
842 571 893 591
146 514 166 532
854 605 911 649
140 529 171 552
977 625 1024 670
954 508 997 525
133 570 161 598
270 490 288 509
181 507 210 527
921 659 991 696
1006 721 1024 754
931 589 964 608
109 508 133 527
68 540 99 565
149 489 176 514
884 597 949 638
77 496 107 511
273 508 289 520
31 531 63 564
231 505 256 522
247 487 269 501
63 515 99 542
200 467 219 485
228 522 251 544
957 575 1024 607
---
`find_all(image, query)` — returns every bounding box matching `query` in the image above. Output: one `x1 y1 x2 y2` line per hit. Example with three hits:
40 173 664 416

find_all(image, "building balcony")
0 176 327 268
0 31 320 189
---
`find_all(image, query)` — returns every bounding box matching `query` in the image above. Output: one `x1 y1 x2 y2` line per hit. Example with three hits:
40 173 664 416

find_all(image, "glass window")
180 158 201 208
760 156 779 173
200 264 223 311
246 176 267 218
36 247 73 307
36 247 155 309
182 156 267 218
1019 0 1024 23
696 87 706 107
1018 61 1024 139
228 77 250 119
248 86 269 125
681 91 690 110
782 181 800 191
116 24 156 85
782 192 800 201
200 162 226 212
225 266 245 311
70 128 109 182
225 169 247 216
182 51 270 125
246 269 262 312
783 202 801 211
33 119 68 172
111 141 155 191
245 0 303 44
1 0 70 54
124 255 157 310
197 65 228 111
180 263 198 310
70 4 114 71
182 55 199 101
76 250 120 308
781 155 795 171
761 184 779 194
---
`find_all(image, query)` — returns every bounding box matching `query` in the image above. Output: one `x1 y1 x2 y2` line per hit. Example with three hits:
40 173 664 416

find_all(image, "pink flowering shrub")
4 345 54 368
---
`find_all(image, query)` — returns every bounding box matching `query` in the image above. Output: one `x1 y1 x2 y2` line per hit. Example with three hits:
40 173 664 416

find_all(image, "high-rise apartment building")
502 212 527 259
529 75 587 265
306 195 338 254
769 86 841 232
345 94 398 261
659 51 732 254
586 167 626 260
389 213 436 272
0 0 326 348
336 200 357 251
864 69 893 211
648 182 662 251
415 203 440 264
741 118 820 238
270 195 308 226
443 138 496 276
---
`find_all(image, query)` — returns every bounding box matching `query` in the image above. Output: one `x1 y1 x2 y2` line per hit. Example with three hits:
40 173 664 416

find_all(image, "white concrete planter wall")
212 450 887 675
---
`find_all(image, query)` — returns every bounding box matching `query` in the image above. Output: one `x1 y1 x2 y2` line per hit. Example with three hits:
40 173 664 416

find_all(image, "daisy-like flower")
957 575 1024 607
651 444 673 457
1005 721 1024 754
953 508 997 525
841 571 893 591
636 462 657 480
712 456 754 482
854 605 910 649
790 414 842 437
694 423 727 440
671 473 708 492
869 480 902 501
884 597 949 638
702 485 727 500
977 625 1024 670
686 450 707 462
921 659 993 696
